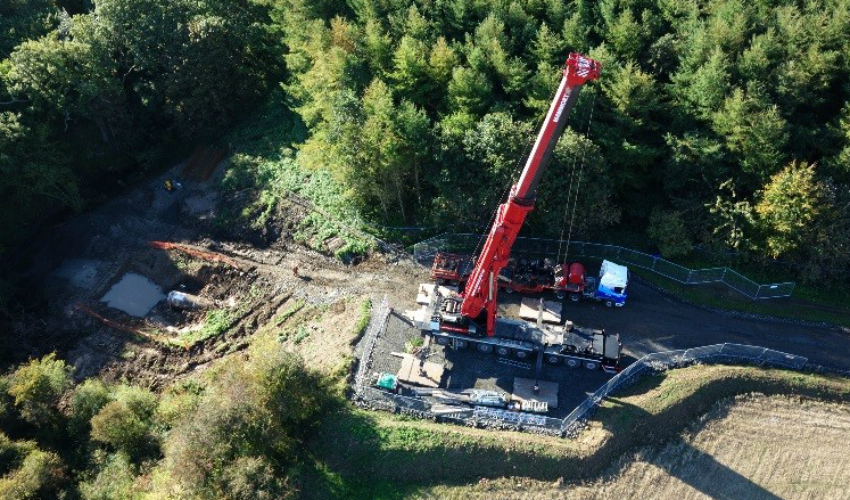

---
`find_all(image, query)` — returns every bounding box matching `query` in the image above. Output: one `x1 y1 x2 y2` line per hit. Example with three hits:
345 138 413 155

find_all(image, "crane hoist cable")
563 91 597 262
555 91 596 263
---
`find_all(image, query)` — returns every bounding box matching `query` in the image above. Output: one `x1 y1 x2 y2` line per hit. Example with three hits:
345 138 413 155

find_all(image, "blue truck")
582 260 628 307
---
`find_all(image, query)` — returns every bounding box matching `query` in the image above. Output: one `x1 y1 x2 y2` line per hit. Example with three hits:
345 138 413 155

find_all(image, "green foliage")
353 298 373 339
648 208 693 258
196 309 236 342
89 385 157 459
0 0 274 248
0 448 65 500
152 346 327 499
755 162 825 257
69 379 111 435
4 353 71 427
78 452 140 500
221 455 290 500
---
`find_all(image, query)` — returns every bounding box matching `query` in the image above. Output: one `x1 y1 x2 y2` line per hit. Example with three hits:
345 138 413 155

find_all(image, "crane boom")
459 53 601 337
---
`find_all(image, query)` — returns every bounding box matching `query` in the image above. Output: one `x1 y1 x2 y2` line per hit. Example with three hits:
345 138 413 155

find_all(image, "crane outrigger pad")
512 377 558 409
396 353 445 388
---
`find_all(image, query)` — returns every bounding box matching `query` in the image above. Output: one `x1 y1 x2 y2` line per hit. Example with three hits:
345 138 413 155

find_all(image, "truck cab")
584 260 628 307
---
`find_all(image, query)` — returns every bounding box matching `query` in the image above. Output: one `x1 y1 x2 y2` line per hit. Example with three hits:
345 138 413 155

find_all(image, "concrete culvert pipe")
167 291 213 311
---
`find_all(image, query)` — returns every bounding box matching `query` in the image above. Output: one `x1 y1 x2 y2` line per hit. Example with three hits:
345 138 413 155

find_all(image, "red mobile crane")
415 54 621 372
457 53 598 336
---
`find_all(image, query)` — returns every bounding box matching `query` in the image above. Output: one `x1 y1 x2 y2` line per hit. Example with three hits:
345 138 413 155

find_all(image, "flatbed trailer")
430 253 474 285
431 252 587 300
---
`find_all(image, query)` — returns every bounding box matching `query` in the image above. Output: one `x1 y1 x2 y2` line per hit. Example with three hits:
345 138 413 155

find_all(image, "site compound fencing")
412 233 796 299
352 296 809 436
559 343 808 436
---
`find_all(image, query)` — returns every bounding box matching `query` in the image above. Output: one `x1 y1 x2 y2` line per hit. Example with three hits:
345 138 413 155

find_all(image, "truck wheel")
565 358 580 368
504 287 514 294
583 361 599 370
496 346 510 356
435 336 450 346
604 300 613 308
454 339 468 349
515 350 529 360
555 291 565 300
477 343 493 353
570 294 580 302
546 355 561 365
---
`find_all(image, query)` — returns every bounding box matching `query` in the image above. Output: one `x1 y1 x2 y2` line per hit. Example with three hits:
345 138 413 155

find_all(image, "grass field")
303 365 850 499
413 393 850 499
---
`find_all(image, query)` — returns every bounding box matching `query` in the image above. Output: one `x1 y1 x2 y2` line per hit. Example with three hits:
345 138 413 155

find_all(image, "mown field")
413 394 850 499
304 365 850 499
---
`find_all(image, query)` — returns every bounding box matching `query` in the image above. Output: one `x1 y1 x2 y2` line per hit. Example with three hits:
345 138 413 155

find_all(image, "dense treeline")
3 0 850 284
275 0 850 282
0 0 276 248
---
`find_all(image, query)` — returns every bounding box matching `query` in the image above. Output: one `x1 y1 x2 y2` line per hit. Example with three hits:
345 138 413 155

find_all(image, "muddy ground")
4 156 423 389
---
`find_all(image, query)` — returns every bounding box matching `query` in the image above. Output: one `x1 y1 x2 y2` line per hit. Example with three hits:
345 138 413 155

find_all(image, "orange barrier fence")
148 241 240 270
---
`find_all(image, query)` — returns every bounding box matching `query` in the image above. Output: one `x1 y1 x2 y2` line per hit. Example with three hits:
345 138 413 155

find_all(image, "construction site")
3 49 850 500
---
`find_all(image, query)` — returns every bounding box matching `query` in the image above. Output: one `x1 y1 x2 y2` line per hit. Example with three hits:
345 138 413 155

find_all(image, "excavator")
413 53 621 373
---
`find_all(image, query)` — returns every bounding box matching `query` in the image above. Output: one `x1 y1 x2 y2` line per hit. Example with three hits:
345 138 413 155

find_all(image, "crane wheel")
436 337 450 346
583 361 599 370
454 340 468 349
515 350 529 359
496 347 510 356
566 358 580 368
477 343 493 353
546 355 561 364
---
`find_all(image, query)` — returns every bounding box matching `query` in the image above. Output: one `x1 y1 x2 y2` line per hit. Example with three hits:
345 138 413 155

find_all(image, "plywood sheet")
397 354 445 388
518 298 562 324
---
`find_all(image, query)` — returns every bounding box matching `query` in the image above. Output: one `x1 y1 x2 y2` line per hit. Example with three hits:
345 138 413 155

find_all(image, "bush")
222 456 292 500
90 386 157 460
79 452 140 500
90 402 153 460
0 449 65 500
154 347 330 497
69 379 111 434
4 353 71 427
155 380 205 428
111 385 157 422
648 208 693 258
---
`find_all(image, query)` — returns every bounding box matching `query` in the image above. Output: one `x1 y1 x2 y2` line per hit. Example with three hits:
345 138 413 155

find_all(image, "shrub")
222 456 292 500
155 380 205 428
91 401 150 456
79 452 140 500
69 379 111 434
156 347 330 496
4 353 71 428
0 432 38 475
648 208 693 258
111 385 157 422
0 449 65 500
